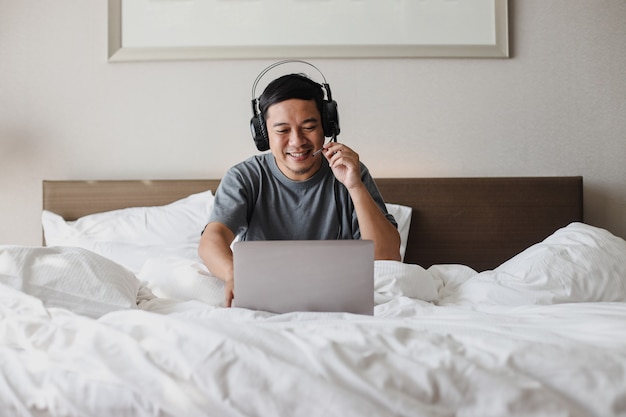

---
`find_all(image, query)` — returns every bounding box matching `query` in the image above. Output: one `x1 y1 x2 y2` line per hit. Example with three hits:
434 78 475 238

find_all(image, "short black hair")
258 73 325 120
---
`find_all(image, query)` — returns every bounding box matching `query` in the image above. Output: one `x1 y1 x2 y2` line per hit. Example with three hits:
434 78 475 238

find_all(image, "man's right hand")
198 221 237 308
224 278 234 308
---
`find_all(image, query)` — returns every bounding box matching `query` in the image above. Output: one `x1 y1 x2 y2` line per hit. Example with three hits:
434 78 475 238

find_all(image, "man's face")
265 98 325 181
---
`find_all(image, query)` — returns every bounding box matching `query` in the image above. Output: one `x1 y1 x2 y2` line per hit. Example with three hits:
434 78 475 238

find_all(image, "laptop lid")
232 240 374 315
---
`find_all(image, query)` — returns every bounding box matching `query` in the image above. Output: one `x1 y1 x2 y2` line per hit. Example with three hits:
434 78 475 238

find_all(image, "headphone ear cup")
250 114 270 151
322 100 340 138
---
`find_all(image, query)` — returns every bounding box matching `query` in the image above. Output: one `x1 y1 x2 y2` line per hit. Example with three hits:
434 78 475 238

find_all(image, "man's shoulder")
228 153 272 174
222 154 274 187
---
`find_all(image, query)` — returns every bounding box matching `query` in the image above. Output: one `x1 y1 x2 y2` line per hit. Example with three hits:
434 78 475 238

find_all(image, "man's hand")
198 221 236 308
323 142 362 190
224 278 234 307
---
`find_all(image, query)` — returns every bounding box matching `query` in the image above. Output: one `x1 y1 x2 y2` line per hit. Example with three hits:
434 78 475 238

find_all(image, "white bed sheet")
2 222 626 417
1 274 625 416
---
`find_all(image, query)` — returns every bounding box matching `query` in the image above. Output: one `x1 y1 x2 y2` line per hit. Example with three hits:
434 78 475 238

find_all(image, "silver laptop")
232 240 374 315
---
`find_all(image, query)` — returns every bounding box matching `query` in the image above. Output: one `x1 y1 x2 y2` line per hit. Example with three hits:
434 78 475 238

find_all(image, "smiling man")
198 66 400 307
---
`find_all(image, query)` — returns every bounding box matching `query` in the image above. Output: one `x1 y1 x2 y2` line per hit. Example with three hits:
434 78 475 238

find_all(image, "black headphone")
250 60 340 152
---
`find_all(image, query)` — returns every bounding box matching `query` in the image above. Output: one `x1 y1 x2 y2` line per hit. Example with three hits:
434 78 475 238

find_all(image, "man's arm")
346 184 401 261
198 222 236 306
323 142 401 261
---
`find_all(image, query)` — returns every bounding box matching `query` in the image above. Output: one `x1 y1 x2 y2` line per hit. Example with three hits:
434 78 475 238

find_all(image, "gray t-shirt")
208 153 396 241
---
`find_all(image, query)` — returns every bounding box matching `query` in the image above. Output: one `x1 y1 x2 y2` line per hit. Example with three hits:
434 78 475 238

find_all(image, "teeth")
290 152 306 157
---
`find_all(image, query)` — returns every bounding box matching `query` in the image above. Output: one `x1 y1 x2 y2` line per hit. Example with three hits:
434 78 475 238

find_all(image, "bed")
2 176 626 417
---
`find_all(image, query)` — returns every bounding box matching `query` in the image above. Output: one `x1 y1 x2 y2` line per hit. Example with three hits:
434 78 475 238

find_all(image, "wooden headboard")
43 177 583 271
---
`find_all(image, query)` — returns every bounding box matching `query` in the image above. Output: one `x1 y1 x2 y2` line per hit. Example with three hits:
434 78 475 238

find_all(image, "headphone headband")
251 60 330 103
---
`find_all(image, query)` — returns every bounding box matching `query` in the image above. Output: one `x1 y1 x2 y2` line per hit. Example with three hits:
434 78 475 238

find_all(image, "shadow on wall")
583 183 626 240
0 127 58 180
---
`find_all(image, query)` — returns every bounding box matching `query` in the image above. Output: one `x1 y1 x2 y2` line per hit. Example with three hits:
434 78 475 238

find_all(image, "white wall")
1 0 625 245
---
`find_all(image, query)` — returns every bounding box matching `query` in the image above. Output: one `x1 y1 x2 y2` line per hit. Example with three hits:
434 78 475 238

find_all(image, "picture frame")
108 0 509 62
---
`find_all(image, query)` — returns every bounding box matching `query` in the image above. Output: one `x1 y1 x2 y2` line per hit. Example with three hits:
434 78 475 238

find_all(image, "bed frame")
43 177 583 271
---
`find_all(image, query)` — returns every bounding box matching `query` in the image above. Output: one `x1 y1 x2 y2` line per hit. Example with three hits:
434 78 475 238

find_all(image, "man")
199 65 400 307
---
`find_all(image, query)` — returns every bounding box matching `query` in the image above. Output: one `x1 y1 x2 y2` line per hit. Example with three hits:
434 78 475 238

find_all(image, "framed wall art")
108 0 509 62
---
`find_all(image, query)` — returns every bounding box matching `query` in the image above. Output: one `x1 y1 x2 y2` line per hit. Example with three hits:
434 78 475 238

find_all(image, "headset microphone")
250 60 340 152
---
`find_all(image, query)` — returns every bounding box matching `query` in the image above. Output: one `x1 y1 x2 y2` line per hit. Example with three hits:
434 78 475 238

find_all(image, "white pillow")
0 245 140 318
385 203 412 261
438 223 626 306
375 260 438 304
137 256 224 306
78 242 202 275
42 190 214 272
